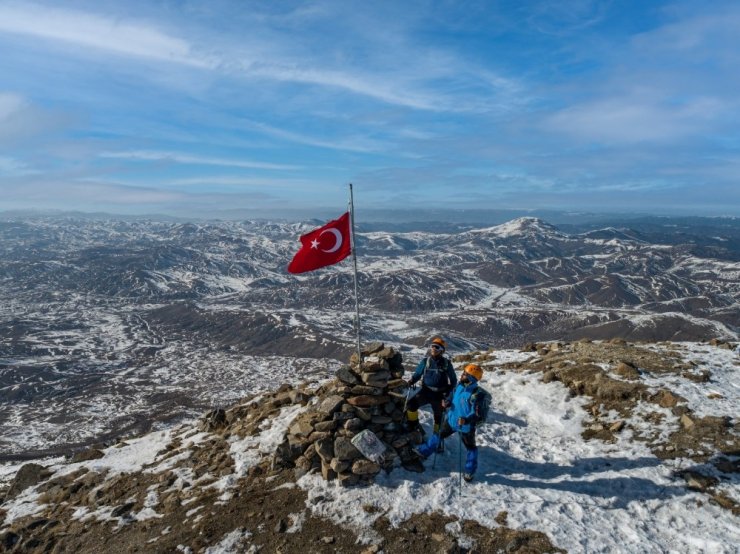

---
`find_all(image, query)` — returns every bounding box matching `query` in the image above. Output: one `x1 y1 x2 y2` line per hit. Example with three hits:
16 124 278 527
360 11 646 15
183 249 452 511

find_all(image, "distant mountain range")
0 214 737 458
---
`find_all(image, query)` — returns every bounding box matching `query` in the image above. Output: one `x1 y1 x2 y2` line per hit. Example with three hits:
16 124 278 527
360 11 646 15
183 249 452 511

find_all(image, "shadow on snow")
419 443 685 509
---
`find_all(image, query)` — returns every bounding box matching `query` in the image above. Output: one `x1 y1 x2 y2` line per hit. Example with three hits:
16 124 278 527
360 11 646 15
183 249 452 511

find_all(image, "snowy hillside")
1 215 738 461
1 340 737 553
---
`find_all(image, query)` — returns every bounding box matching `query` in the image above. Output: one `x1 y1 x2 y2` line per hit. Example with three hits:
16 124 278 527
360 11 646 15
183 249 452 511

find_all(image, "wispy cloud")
525 0 609 36
242 119 389 153
0 3 523 113
2 179 184 204
0 2 210 67
246 64 442 112
1 1 738 216
164 176 334 190
0 155 36 176
544 95 725 144
0 92 26 120
100 150 299 171
0 91 70 145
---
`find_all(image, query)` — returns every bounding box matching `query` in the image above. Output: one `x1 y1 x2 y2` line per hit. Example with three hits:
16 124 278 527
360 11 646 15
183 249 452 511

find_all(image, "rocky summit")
1 339 737 553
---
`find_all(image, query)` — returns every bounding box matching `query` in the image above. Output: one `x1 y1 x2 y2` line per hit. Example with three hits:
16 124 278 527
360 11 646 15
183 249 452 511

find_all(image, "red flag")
287 212 352 274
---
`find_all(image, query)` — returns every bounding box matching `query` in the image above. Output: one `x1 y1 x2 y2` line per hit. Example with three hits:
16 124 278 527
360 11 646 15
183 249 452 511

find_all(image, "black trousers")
407 386 446 426
438 417 477 449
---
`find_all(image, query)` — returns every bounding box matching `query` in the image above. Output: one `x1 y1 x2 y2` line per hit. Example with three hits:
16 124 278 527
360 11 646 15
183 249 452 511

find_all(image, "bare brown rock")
652 389 686 408
346 395 390 407
614 361 640 380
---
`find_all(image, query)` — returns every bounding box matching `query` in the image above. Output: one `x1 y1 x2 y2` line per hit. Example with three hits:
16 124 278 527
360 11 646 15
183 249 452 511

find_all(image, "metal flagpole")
348 183 362 363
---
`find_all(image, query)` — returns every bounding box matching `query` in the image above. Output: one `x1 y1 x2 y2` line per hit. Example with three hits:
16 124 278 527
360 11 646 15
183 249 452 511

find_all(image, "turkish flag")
287 212 352 274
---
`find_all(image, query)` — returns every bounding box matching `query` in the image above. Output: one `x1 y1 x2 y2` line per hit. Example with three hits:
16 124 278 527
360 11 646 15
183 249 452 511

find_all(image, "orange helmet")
429 337 447 352
463 363 483 381
430 336 447 351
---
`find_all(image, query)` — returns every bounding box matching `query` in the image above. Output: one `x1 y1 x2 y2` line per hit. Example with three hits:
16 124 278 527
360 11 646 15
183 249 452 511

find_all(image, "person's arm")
408 358 426 385
446 359 457 390
442 384 455 408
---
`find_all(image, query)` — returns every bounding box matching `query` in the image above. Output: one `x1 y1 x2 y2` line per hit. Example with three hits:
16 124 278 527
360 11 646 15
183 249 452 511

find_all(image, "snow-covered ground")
298 346 740 553
1 344 738 553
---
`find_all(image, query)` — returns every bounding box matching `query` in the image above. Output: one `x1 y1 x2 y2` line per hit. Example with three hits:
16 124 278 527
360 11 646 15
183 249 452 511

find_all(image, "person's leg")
430 392 446 452
415 434 439 458
416 420 454 458
462 429 478 480
439 418 455 440
405 393 421 430
430 392 443 429
405 388 432 431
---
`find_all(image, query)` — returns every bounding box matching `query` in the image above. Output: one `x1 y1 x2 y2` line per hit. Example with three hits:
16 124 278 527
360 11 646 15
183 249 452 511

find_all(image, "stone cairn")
275 342 425 486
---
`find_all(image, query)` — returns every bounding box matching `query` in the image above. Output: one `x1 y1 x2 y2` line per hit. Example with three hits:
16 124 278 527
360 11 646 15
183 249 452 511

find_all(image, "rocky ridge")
459 338 740 514
0 344 563 553
1 340 738 552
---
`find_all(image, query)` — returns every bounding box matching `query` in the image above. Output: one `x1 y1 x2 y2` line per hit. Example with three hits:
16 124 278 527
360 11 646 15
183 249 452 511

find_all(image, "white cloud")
248 64 441 112
100 150 299 171
242 119 389 153
0 3 524 113
0 92 26 120
544 95 725 144
0 92 70 145
631 6 740 60
526 0 609 36
164 176 333 190
0 2 211 67
0 155 34 176
2 180 184 205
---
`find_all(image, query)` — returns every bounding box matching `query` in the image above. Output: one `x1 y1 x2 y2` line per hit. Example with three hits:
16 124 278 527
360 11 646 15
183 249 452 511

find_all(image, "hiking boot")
463 472 474 482
436 440 445 454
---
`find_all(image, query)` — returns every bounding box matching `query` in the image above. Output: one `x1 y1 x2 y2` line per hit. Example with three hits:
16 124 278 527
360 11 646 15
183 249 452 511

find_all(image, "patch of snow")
298 353 740 553
642 342 739 419
286 510 306 533
2 489 45 525
211 403 307 502
203 528 253 554
54 430 174 478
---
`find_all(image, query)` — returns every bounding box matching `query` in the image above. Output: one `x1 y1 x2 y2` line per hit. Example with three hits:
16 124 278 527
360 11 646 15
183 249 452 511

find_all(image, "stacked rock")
279 342 425 487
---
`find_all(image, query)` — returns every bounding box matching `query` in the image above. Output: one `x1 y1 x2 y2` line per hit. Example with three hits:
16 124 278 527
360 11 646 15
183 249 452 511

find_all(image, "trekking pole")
432 401 446 470
402 386 412 414
432 425 441 470
458 431 463 496
401 384 416 432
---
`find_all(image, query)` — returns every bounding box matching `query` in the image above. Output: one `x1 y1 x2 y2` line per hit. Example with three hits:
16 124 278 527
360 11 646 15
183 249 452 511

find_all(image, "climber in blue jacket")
414 363 485 482
404 336 457 452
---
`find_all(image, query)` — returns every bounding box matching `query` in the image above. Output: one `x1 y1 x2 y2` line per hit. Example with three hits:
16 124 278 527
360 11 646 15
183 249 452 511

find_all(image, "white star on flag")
287 211 351 274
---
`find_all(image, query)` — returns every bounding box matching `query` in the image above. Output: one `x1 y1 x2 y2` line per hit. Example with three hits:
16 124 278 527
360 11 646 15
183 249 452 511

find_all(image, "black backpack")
421 356 454 389
471 386 492 424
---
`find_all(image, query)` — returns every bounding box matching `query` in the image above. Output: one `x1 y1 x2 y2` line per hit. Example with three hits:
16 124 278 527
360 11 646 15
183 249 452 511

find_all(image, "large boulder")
5 464 51 501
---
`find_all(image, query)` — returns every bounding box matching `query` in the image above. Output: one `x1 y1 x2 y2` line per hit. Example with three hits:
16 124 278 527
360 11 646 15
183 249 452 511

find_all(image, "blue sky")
1 0 739 218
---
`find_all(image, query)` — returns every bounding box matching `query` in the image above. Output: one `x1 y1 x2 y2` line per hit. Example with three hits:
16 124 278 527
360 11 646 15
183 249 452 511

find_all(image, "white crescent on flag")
319 228 343 253
287 211 351 274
